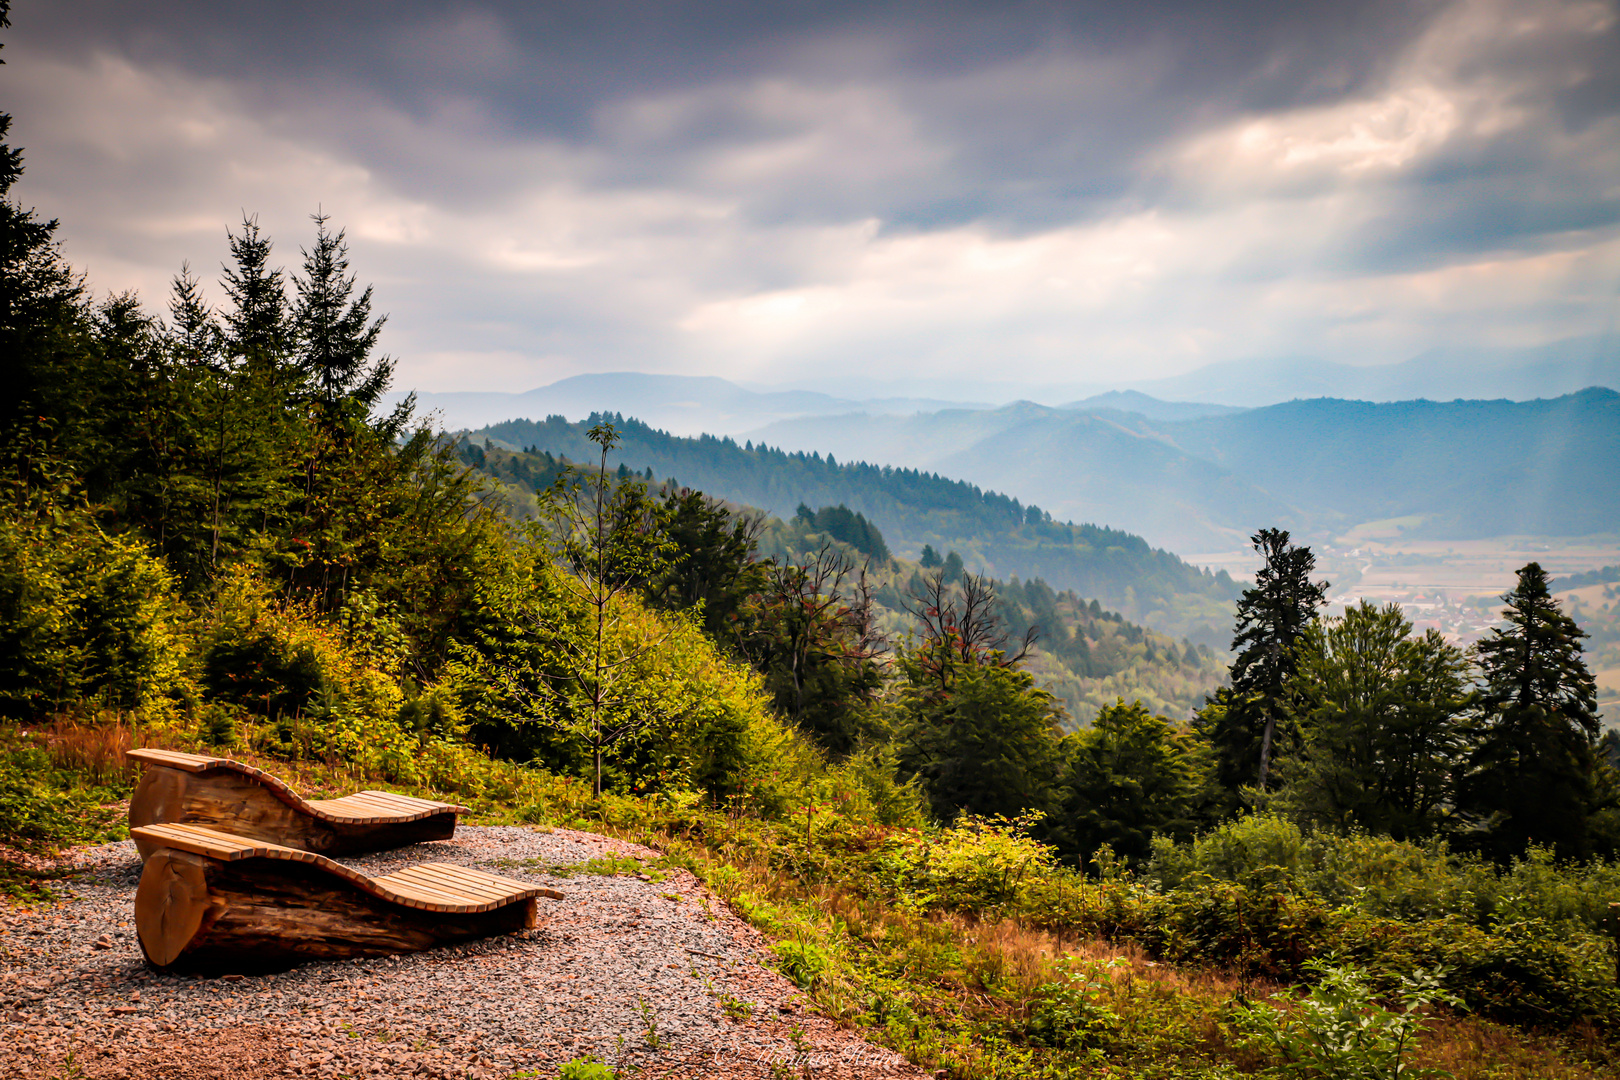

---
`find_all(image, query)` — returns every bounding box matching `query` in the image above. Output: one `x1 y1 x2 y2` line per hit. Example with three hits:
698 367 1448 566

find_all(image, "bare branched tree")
903 568 1036 696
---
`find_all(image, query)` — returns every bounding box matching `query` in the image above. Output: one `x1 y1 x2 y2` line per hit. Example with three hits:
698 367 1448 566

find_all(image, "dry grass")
32 714 142 785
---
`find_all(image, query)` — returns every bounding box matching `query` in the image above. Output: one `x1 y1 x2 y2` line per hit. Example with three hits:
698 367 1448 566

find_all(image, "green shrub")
1025 957 1125 1054
199 569 427 778
772 934 830 989
1149 814 1620 934
0 502 189 718
556 1058 616 1080
0 739 123 853
0 758 77 853
875 811 1059 914
1234 961 1459 1079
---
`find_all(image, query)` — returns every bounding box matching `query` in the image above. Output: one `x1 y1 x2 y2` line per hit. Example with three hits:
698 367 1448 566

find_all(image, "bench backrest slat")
130 823 546 914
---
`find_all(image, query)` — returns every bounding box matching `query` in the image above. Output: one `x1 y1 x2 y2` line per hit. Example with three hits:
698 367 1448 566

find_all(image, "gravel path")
1 826 929 1080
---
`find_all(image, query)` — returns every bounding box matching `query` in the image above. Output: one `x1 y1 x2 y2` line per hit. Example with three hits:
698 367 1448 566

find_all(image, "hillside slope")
750 403 1298 551
468 416 1239 641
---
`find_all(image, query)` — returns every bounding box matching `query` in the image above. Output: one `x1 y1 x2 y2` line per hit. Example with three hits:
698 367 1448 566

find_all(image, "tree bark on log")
135 847 538 973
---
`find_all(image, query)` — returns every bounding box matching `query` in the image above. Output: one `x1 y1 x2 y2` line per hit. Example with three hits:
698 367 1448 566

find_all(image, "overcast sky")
7 0 1619 397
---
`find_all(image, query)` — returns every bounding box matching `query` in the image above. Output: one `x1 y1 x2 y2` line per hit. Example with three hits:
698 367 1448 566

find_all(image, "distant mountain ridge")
394 372 986 437
1059 391 1247 422
1131 336 1619 407
746 388 1620 550
392 334 1617 435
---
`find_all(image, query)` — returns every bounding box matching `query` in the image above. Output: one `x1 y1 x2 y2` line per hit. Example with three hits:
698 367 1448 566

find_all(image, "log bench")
128 748 468 858
131 823 564 972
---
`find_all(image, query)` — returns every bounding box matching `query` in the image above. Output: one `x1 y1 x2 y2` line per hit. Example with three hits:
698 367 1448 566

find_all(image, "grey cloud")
7 0 1618 393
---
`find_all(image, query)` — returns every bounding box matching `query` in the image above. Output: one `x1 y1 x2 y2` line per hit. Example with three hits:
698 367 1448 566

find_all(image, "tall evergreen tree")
292 212 392 422
0 0 94 477
220 215 291 372
167 262 222 368
1199 528 1328 800
1460 562 1600 858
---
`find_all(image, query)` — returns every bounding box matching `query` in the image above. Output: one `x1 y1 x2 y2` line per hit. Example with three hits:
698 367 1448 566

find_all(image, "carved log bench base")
133 824 561 974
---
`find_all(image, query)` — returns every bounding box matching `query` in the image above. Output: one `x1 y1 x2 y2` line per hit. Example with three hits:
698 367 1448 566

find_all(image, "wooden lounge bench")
127 748 468 859
131 822 563 972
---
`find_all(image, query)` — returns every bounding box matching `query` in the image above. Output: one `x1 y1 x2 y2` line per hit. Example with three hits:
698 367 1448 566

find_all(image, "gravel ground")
1 826 930 1080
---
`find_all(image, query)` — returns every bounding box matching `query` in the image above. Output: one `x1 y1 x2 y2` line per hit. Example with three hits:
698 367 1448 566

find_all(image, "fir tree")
1201 528 1328 799
292 212 392 423
1461 562 1600 858
220 214 291 372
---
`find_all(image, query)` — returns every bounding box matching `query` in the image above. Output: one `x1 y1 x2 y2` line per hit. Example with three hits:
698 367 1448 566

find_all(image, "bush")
1148 813 1620 934
772 934 830 989
447 559 825 808
199 569 423 778
556 1058 616 1080
0 737 123 853
1234 961 1459 1080
0 502 189 718
875 812 1060 915
1026 957 1125 1054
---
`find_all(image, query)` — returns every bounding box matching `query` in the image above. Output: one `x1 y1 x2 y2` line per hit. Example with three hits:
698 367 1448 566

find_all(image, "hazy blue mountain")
1126 337 1619 407
1059 390 1248 422
1162 388 1620 538
390 372 985 437
746 389 1619 548
749 403 1294 552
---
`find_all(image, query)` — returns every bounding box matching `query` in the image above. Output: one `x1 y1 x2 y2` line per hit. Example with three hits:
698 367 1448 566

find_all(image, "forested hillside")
471 416 1239 643
457 441 1227 722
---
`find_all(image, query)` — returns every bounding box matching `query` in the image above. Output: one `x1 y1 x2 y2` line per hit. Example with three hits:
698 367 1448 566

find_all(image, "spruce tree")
1200 528 1328 799
292 212 392 422
220 214 291 372
0 0 93 471
1461 562 1600 857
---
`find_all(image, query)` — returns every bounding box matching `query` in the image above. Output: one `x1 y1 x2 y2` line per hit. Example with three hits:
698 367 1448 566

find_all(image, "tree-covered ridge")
758 509 1228 726
1551 564 1620 590
455 439 1227 725
471 415 1239 643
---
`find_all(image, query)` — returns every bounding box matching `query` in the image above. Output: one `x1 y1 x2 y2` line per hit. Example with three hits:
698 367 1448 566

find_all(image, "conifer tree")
221 215 291 372
1200 528 1328 800
167 263 222 367
0 0 92 471
1461 562 1600 857
292 212 393 423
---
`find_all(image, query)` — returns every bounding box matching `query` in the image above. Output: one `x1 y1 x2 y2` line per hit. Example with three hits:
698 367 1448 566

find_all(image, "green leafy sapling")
1235 961 1461 1080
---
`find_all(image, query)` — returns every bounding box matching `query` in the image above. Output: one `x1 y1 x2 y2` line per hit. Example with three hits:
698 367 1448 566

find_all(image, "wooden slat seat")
131 823 563 972
127 748 469 857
